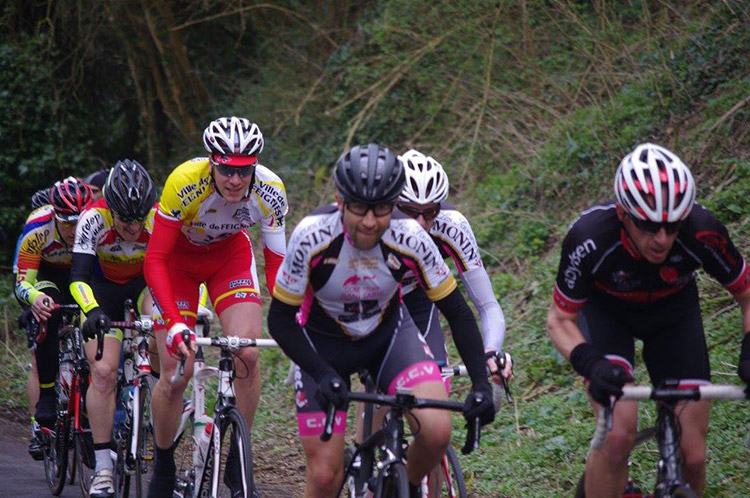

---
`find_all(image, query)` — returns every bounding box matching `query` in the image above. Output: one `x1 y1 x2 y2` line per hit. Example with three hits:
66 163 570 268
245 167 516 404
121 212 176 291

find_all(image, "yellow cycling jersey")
157 157 287 250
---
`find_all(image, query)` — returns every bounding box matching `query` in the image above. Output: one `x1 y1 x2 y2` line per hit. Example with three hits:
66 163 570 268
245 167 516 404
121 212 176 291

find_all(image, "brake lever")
320 381 342 442
95 315 107 361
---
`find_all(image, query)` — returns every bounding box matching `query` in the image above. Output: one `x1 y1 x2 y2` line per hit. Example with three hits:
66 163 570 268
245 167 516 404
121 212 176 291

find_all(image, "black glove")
737 332 750 386
82 307 111 341
587 359 632 406
463 383 495 426
314 372 349 412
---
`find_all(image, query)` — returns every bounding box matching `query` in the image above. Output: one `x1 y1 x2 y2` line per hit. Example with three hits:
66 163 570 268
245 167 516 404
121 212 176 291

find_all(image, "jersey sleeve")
553 220 598 314
14 209 53 305
254 166 289 294
157 159 208 223
272 216 314 307
431 209 483 273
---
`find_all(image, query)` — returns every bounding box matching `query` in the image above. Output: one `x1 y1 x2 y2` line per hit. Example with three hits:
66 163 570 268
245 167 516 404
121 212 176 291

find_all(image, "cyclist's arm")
434 288 490 389
144 212 185 327
546 302 586 360
735 286 750 334
267 298 336 382
69 252 100 314
461 267 506 352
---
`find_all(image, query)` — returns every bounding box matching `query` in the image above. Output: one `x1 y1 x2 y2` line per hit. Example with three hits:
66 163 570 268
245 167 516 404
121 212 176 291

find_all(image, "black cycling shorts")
403 289 448 366
578 279 710 386
293 304 441 437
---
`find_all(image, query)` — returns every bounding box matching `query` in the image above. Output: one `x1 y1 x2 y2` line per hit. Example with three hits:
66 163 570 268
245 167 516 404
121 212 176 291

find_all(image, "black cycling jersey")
554 202 750 314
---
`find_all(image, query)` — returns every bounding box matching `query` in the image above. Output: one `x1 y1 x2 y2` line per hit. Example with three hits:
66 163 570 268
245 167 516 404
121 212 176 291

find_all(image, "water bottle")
194 421 213 469
58 352 74 404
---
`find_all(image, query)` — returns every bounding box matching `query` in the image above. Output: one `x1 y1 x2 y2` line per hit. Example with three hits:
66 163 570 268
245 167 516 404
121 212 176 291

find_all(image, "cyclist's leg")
32 279 65 427
207 234 263 429
578 298 638 497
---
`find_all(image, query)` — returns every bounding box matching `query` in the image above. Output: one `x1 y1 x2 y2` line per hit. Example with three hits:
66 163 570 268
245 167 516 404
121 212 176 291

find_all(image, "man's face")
89 186 103 202
211 163 255 203
336 194 393 250
396 201 441 231
618 207 681 264
55 219 78 246
113 215 145 242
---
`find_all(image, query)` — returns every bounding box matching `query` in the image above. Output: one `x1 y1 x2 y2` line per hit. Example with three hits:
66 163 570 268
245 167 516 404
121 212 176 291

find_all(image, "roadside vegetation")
2 1 750 496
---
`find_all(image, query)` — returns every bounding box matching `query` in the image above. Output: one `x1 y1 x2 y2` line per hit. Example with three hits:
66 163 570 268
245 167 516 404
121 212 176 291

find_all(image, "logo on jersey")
254 179 287 220
386 254 401 270
432 217 479 265
390 230 439 269
289 226 335 276
696 230 737 270
563 238 596 290
659 266 680 284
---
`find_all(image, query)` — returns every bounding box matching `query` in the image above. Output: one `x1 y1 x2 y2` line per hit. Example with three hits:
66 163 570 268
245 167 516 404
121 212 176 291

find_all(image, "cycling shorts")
403 289 448 366
153 232 260 328
578 280 710 386
84 275 149 342
293 305 442 437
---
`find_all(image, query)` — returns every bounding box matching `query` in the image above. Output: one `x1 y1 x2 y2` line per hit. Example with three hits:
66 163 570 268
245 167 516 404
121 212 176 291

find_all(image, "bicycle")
109 298 156 498
575 380 749 498
35 302 106 497
169 317 278 498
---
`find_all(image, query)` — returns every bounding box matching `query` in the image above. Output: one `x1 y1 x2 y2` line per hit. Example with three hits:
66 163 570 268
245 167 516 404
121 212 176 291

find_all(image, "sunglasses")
346 202 395 217
398 204 441 221
115 214 147 224
214 162 255 178
629 215 683 235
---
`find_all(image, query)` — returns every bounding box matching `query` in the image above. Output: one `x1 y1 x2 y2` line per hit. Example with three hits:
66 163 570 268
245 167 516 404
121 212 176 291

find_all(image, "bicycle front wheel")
375 461 410 498
431 446 467 498
133 382 154 498
667 485 699 498
214 407 255 498
75 383 95 498
43 408 70 495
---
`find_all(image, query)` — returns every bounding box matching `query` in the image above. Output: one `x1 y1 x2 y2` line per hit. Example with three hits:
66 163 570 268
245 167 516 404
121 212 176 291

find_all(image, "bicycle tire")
67 430 77 485
75 382 95 498
374 461 410 498
433 446 467 498
574 471 585 498
172 408 195 498
133 382 154 498
667 485 698 498
214 407 255 498
43 408 70 495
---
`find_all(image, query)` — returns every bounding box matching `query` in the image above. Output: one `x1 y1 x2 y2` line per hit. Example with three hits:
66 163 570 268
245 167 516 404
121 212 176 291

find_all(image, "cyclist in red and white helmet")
15 176 93 455
397 149 512 384
547 143 750 495
144 116 287 498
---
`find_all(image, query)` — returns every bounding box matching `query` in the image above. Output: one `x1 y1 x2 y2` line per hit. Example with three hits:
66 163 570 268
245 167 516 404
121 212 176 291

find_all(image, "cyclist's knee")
414 409 452 451
596 429 634 467
306 458 343 494
90 360 118 392
236 346 260 370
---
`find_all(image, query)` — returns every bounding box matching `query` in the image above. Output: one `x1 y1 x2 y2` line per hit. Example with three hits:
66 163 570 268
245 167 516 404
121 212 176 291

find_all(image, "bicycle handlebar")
169 336 278 385
590 384 749 450
110 319 155 333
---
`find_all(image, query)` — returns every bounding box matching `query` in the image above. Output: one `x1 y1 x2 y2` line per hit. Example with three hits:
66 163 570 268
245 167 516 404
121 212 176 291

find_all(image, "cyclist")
397 149 512 384
546 143 750 496
14 177 93 438
268 143 495 498
70 159 157 498
144 116 288 497
84 168 109 201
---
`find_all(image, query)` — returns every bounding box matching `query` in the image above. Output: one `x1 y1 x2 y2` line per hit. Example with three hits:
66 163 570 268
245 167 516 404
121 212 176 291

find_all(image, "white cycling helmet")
398 149 449 204
614 143 695 222
202 117 264 157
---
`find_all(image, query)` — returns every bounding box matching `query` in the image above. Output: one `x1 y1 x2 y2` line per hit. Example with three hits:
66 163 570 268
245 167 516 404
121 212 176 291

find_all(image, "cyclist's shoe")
89 468 115 498
28 435 44 461
34 392 57 429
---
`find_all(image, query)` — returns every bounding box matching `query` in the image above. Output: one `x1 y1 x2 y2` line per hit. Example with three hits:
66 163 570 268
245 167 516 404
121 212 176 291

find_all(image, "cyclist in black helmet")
69 159 158 498
268 143 494 498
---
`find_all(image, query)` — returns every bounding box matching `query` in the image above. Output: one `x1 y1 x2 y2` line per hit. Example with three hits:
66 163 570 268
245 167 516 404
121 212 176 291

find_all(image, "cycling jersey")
554 202 750 314
401 204 506 352
273 205 457 338
69 198 156 314
15 205 74 305
145 157 287 327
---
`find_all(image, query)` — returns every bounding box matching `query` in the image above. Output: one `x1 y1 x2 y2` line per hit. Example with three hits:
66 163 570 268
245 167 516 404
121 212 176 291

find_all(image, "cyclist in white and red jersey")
70 160 157 498
268 144 494 498
397 149 512 385
144 117 287 497
547 143 750 496
15 178 93 433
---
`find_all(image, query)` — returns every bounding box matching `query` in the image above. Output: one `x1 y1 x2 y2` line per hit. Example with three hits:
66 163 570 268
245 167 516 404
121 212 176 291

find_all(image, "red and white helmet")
614 143 695 222
50 176 94 222
398 149 449 204
202 117 264 158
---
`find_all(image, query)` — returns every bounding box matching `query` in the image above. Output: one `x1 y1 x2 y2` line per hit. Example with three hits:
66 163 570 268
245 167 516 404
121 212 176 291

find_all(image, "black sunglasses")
115 213 147 224
398 204 441 221
214 162 255 178
630 215 683 235
345 202 395 217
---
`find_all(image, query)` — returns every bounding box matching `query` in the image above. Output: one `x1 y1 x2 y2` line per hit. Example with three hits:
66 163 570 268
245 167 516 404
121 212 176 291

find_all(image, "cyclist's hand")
463 383 495 426
587 359 632 406
486 349 513 385
31 294 54 322
82 307 111 340
166 323 196 359
315 372 348 412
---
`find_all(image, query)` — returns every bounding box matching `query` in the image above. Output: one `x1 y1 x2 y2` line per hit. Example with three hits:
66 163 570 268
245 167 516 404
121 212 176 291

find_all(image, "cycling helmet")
203 117 264 165
334 143 405 204
50 177 93 222
104 159 157 222
398 149 449 204
614 143 695 222
30 188 51 210
84 169 109 191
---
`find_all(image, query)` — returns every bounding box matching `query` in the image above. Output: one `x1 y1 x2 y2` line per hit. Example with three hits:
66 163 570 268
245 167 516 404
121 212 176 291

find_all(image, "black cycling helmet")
50 177 94 222
334 143 405 204
30 188 52 210
104 159 157 222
